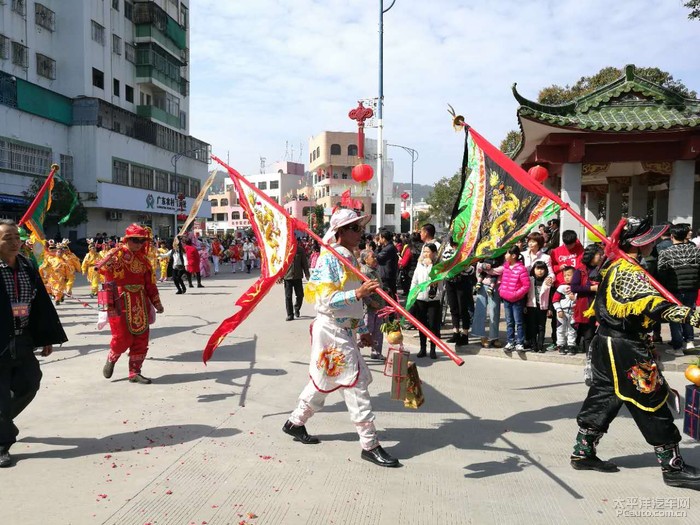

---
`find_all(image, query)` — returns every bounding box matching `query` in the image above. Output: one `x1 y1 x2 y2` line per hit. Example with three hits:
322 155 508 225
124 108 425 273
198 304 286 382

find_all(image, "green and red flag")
406 127 558 309
18 164 60 264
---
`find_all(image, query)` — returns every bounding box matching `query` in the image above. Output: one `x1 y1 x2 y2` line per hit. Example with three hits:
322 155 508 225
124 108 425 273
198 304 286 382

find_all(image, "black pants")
445 278 471 332
548 288 557 345
577 322 596 355
172 268 187 293
525 307 547 351
186 271 202 287
0 335 43 451
414 299 441 351
284 279 304 317
576 335 680 446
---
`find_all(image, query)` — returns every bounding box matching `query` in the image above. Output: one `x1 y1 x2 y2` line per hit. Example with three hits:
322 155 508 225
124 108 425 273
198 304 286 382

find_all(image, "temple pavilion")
511 64 700 239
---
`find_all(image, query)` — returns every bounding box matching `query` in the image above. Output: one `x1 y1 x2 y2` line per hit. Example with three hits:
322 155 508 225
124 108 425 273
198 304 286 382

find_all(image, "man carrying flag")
282 209 400 468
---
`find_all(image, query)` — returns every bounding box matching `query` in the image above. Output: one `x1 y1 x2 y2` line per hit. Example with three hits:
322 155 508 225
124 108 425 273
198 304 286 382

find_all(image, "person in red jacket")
98 224 164 384
183 237 203 288
547 230 584 347
498 246 530 352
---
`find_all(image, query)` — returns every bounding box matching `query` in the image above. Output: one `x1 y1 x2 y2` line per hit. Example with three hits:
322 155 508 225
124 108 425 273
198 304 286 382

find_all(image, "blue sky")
188 0 700 186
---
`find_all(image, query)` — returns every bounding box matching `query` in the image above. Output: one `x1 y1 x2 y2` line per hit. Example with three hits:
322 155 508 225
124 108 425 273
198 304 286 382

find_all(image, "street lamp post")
387 143 418 231
376 0 396 230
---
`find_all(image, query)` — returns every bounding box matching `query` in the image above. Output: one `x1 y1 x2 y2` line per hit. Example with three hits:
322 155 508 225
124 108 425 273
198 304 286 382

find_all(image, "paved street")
2 271 700 525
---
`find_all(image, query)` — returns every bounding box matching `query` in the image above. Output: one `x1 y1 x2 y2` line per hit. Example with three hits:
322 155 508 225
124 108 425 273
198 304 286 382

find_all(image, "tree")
686 0 700 20
23 176 88 228
499 130 522 155
424 171 462 228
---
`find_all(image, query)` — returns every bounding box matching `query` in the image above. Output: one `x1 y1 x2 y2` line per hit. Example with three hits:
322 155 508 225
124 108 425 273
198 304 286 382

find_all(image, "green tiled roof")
513 65 700 131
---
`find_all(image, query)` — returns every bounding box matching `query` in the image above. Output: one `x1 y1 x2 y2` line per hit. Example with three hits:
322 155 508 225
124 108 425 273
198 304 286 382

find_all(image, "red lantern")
401 211 410 220
400 192 410 200
528 165 549 183
351 163 374 183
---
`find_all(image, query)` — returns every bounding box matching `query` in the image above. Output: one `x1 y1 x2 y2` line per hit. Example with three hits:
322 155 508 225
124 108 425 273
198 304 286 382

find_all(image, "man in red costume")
98 224 164 384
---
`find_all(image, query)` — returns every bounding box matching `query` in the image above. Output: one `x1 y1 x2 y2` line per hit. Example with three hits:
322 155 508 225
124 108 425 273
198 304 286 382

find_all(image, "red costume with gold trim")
99 225 163 378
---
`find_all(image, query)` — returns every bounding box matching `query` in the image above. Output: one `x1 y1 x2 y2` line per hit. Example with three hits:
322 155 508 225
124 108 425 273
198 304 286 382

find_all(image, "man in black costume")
571 217 700 490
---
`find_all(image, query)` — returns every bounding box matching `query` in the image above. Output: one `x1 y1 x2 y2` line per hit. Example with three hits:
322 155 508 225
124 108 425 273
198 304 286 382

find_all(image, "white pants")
556 311 577 347
289 379 379 450
232 260 244 272
212 255 220 273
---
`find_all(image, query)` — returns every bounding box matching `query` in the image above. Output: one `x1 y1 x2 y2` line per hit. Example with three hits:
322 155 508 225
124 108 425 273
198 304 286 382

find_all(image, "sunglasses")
130 238 147 244
344 224 363 233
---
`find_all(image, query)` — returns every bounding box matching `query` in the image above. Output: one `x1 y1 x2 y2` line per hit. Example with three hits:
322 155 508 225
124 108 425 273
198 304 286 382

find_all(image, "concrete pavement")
2 270 700 525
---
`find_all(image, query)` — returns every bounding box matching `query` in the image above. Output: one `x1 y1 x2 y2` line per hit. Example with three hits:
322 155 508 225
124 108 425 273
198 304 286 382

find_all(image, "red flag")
204 155 297 362
340 189 352 208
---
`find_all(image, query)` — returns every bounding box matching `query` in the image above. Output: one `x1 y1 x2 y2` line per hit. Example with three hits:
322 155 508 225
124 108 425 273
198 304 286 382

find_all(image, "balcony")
134 24 187 61
137 104 181 129
133 1 187 50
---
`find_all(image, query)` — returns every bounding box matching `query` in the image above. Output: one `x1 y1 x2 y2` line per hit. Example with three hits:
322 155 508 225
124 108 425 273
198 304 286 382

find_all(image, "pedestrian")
242 238 255 274
410 243 443 359
499 245 530 352
81 239 101 297
98 224 164 384
543 218 560 253
0 219 67 468
375 230 398 298
442 237 472 345
283 239 310 321
211 237 223 275
547 229 584 349
656 223 700 357
471 256 504 348
552 266 577 355
359 248 386 360
570 244 603 356
156 240 170 282
168 238 188 294
309 241 321 268
570 217 700 490
524 261 551 353
183 237 203 287
283 209 399 468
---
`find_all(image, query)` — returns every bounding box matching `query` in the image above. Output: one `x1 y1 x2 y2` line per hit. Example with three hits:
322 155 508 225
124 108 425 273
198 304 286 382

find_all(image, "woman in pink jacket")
499 246 531 352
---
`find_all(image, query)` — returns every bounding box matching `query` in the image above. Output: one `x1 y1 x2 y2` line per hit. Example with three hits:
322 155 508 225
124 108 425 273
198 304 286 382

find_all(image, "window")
258 181 267 190
270 180 279 190
0 35 8 60
348 144 358 156
243 212 248 220
112 34 122 55
35 3 55 31
316 147 320 157
179 110 186 130
131 165 153 190
210 199 218 207
0 137 51 175
385 204 395 215
341 173 348 179
155 170 168 192
36 53 56 79
180 4 188 28
60 154 74 181
125 43 136 64
220 198 229 206
302 207 311 217
125 85 134 103
11 42 28 68
91 20 105 45
112 0 120 11
124 1 133 21
12 0 26 17
113 78 120 97
216 213 227 222
371 203 377 215
330 144 341 155
232 211 240 220
92 68 104 89
112 160 129 185
189 179 200 198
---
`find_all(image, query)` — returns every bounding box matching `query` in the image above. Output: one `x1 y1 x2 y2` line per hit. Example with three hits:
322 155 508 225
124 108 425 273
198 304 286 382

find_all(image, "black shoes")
283 420 319 444
0 450 12 468
294 307 301 318
361 446 400 468
417 349 427 358
103 360 115 379
446 333 460 343
429 349 437 360
286 315 294 321
663 464 700 490
128 374 152 384
570 456 619 472
197 284 204 288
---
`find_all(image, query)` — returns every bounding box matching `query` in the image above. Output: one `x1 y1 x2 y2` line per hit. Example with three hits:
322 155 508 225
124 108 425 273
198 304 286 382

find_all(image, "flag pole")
466 126 681 306
295 219 465 366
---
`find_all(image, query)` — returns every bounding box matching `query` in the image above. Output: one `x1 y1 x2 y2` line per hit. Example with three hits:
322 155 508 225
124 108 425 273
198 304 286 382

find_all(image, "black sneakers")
570 456 619 472
361 445 400 468
662 464 700 490
128 374 152 384
103 360 115 379
282 420 320 444
0 449 11 468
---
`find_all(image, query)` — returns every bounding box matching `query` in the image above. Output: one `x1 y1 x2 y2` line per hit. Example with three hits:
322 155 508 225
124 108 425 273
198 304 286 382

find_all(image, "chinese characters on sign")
146 194 188 212
612 497 689 518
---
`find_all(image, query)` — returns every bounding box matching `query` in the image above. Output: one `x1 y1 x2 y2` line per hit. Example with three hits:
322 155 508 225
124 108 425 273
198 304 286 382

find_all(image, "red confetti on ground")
98 494 108 499
165 490 173 495
212 505 219 508
111 463 117 468
259 455 273 460
247 513 258 519
123 420 128 424
104 454 112 459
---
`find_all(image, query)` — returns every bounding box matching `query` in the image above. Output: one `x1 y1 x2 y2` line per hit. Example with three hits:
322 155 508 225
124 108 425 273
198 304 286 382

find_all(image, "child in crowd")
525 260 551 353
499 245 530 352
410 243 443 359
359 249 385 361
552 265 577 354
